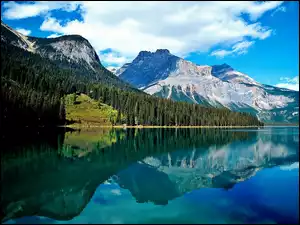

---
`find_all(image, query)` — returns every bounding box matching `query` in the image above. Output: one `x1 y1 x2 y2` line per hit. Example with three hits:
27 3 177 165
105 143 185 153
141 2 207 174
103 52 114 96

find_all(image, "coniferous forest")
1 39 264 128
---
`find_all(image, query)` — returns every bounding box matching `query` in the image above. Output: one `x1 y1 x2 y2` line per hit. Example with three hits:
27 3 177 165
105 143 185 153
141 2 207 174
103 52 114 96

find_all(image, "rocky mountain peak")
211 63 261 86
116 49 298 123
136 50 152 59
1 22 101 70
221 63 232 68
155 49 170 54
135 49 171 60
37 37 100 69
211 63 234 74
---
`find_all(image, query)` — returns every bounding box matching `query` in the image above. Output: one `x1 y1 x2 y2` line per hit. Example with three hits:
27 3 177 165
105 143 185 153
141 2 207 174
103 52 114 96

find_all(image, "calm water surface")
1 127 299 224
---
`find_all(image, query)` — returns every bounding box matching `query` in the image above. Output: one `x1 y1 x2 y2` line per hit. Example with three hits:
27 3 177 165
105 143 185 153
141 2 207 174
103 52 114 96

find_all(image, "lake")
1 127 299 224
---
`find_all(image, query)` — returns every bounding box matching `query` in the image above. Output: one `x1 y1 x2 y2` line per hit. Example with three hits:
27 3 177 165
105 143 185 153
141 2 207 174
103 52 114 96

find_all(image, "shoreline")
63 124 267 129
6 124 298 129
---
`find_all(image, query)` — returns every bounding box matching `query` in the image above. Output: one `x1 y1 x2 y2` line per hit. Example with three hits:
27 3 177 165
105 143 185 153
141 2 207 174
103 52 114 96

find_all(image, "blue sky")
1 1 299 90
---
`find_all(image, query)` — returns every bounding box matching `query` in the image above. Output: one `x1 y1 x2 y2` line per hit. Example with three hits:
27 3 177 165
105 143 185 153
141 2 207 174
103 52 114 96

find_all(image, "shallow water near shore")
1 127 299 224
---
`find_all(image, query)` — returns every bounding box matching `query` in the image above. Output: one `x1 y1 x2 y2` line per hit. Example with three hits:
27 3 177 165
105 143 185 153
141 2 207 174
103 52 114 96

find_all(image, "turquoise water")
1 127 299 224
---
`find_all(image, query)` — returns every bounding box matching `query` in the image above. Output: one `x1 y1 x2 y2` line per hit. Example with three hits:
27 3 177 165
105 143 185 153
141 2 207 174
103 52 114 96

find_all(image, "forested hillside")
87 84 263 126
1 24 264 128
1 43 84 127
1 21 137 92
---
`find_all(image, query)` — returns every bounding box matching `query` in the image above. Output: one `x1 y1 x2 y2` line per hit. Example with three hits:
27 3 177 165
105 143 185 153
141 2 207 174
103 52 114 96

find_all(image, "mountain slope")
211 63 261 86
117 49 179 88
1 21 136 91
65 93 122 126
117 50 299 123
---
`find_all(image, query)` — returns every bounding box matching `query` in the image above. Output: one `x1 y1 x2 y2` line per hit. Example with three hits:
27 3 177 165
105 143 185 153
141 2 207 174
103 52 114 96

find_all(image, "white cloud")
276 76 299 91
280 162 299 171
246 1 284 20
210 50 231 58
2 1 80 20
99 52 130 66
211 40 255 58
40 16 64 32
2 1 284 64
16 28 31 36
279 76 299 83
47 33 61 38
276 84 299 91
271 6 286 17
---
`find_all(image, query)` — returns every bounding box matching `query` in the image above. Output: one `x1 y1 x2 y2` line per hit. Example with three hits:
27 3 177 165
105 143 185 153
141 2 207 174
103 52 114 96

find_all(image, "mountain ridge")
1 21 136 91
116 49 299 123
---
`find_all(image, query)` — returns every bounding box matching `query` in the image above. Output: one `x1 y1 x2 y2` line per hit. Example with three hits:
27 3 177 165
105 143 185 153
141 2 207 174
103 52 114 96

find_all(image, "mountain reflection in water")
1 127 299 224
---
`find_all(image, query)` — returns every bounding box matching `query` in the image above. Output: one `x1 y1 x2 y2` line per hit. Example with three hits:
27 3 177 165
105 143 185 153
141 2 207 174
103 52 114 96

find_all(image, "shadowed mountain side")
117 163 180 205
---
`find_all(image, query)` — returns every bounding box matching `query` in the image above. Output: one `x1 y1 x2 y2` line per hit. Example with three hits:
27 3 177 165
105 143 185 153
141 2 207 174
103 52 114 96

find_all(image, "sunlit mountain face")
116 50 299 123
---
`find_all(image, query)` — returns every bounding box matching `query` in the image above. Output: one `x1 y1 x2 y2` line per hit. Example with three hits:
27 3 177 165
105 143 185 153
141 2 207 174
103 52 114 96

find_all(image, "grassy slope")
64 93 264 128
65 93 124 127
61 129 126 158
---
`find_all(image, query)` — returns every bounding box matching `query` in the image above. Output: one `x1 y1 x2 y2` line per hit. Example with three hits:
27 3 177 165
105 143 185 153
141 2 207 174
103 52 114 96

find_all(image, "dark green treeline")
1 42 263 127
1 43 84 127
88 84 264 126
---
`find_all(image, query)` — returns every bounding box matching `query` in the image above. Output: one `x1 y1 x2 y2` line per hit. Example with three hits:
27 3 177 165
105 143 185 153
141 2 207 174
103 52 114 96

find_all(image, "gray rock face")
117 50 299 123
1 21 100 71
118 49 180 88
33 36 101 71
211 63 260 86
1 21 135 90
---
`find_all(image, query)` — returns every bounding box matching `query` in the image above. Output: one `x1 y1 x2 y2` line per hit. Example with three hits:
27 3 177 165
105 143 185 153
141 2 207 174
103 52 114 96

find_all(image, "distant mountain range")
115 49 299 123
